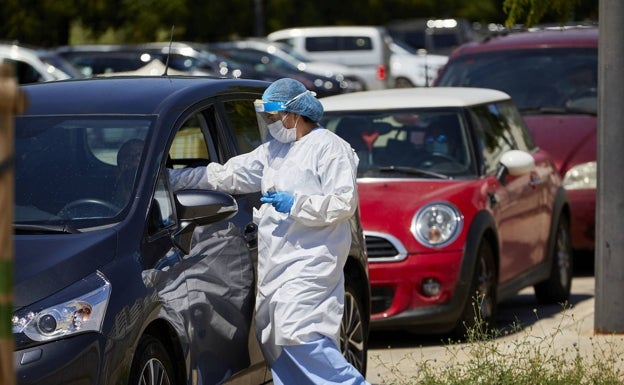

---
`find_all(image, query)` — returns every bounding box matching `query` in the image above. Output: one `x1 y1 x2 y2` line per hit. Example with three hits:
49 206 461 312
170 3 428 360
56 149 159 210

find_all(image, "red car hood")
523 114 596 175
357 178 481 247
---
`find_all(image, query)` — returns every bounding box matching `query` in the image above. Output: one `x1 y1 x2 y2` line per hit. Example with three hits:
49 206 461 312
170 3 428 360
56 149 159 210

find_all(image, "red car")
320 87 572 336
435 26 598 255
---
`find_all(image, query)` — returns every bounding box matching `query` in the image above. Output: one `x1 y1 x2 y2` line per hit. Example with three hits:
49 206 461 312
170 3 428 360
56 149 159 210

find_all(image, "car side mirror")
496 150 535 184
172 189 238 254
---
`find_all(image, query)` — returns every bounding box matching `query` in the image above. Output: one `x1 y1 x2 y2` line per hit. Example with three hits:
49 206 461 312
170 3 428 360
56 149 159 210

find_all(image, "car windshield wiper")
520 106 568 114
519 106 597 116
13 223 80 235
376 166 449 179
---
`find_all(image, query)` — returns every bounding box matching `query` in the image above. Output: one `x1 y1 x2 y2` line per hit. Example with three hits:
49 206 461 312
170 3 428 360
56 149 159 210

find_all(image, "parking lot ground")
366 273 624 385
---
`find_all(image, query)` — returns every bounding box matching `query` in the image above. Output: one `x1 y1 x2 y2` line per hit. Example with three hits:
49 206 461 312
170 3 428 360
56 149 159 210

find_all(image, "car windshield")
436 47 597 114
322 109 476 179
15 115 152 231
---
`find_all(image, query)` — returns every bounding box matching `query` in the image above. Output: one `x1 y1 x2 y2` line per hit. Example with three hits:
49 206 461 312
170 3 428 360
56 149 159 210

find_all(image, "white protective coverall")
168 127 360 364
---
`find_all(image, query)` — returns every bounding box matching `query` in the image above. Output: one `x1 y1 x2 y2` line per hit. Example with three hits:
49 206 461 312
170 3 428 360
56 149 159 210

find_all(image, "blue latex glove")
260 191 294 213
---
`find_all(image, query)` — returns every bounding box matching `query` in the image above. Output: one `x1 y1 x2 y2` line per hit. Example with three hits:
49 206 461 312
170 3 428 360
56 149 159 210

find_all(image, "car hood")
357 178 476 232
523 114 596 175
13 229 117 308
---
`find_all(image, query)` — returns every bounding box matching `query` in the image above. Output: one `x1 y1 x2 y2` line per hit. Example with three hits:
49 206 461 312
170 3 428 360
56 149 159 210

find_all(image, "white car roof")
268 26 386 38
320 87 511 111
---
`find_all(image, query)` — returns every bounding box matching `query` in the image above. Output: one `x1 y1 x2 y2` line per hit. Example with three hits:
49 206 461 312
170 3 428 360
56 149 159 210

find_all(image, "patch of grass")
371 303 624 385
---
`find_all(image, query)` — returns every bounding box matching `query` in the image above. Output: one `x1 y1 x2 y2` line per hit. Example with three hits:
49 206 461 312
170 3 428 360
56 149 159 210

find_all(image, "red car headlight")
411 202 463 248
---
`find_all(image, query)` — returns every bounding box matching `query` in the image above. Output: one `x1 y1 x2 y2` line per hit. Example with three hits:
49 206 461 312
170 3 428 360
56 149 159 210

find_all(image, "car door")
471 102 550 283
158 96 267 384
216 96 270 384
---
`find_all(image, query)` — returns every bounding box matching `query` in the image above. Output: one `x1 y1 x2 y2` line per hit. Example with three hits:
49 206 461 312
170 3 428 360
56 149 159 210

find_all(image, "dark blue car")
12 76 370 385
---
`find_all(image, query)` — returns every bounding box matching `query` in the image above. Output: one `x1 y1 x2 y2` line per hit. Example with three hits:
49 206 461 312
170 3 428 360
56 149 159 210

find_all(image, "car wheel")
534 214 573 304
128 335 174 385
394 77 414 88
341 282 368 376
453 240 497 338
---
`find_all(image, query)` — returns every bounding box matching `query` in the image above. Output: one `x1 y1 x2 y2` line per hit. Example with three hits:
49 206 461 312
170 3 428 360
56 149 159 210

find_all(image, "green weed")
370 302 624 385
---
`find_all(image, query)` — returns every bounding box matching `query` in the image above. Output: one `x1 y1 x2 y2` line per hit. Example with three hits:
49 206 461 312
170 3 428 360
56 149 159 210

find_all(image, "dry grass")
371 303 624 385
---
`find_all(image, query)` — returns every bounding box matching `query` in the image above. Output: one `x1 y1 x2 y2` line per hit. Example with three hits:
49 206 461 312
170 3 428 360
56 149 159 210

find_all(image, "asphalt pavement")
365 268 624 384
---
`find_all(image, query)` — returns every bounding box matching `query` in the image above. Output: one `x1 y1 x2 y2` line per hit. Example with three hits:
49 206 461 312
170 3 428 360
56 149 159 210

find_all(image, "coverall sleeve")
168 145 266 194
290 143 359 227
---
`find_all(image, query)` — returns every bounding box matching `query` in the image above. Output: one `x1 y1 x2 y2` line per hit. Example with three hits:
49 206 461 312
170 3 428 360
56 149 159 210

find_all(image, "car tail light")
377 65 386 81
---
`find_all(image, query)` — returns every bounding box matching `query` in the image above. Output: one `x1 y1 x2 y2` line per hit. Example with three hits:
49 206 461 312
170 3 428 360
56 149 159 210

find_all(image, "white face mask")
267 120 297 143
282 113 300 130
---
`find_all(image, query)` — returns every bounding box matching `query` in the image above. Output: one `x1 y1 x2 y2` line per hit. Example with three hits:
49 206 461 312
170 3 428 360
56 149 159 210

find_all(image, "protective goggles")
254 99 286 114
253 90 317 114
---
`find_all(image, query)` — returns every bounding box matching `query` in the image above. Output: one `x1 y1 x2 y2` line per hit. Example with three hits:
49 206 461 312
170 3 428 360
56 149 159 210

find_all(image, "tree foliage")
503 0 580 27
0 0 598 47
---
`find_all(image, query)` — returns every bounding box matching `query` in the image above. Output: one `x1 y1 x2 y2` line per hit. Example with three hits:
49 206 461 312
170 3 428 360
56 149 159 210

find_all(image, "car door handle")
244 222 258 249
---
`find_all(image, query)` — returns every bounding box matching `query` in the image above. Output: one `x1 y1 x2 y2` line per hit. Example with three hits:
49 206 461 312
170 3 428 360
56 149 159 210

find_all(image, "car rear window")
305 36 373 52
437 47 597 112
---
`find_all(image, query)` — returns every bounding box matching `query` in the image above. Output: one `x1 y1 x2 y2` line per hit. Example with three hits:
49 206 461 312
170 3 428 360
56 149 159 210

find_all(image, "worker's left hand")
261 191 294 213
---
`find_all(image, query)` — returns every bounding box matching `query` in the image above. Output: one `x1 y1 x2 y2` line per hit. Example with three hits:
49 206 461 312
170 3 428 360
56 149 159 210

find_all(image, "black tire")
394 77 414 88
341 282 368 376
453 240 497 338
534 215 573 304
128 335 174 385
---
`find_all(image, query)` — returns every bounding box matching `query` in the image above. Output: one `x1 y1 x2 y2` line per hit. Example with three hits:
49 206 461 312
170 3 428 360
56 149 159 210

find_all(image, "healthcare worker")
169 78 370 385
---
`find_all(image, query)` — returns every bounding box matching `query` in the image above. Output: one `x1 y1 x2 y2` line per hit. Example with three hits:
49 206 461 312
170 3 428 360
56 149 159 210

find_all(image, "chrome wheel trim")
138 358 171 385
340 290 366 373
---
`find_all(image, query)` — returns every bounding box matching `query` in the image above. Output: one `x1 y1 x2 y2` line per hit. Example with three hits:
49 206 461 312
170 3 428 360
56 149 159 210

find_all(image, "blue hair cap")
262 78 324 122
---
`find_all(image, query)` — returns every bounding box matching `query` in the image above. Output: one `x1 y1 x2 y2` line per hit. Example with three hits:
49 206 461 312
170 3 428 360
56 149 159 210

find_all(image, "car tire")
534 214 573 304
453 239 497 338
341 282 368 376
128 335 174 385
394 77 414 88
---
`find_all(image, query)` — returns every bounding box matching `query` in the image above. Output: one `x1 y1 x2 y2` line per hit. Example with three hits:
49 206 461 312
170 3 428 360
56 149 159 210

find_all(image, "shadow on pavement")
368 259 595 350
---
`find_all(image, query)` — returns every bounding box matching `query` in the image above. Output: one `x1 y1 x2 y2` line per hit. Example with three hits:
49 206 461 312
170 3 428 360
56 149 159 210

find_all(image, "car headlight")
411 202 462 248
563 161 596 190
12 271 111 344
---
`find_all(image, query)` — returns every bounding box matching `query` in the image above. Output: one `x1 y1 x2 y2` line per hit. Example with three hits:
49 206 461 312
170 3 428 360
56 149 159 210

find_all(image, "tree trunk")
0 62 27 385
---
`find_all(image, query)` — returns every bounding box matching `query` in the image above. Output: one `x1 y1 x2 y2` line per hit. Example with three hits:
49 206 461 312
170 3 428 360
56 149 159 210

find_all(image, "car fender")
454 210 499 313
546 186 571 264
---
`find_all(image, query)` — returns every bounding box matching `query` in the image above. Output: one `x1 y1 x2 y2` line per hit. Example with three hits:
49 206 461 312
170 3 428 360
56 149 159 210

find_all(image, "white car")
389 40 448 87
267 26 394 90
0 43 72 84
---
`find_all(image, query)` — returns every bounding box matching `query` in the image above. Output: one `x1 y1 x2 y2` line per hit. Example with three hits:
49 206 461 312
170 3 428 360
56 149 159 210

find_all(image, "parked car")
54 43 220 77
58 41 301 83
389 39 448 87
320 87 572 337
35 49 84 79
267 26 394 90
208 41 349 97
0 42 73 84
435 26 598 255
385 18 479 55
207 38 365 92
13 76 370 384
